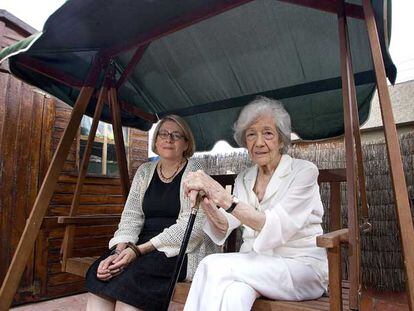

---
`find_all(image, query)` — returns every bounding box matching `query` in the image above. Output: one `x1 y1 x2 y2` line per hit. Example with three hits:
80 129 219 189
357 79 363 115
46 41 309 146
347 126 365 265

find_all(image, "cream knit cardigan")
108 158 219 280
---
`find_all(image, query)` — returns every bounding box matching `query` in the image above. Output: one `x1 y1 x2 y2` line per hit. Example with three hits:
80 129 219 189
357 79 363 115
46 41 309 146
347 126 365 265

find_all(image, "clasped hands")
96 245 137 281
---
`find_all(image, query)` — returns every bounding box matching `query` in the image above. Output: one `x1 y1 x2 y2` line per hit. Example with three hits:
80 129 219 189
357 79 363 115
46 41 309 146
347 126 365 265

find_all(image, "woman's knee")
198 253 232 276
200 253 224 265
221 282 258 310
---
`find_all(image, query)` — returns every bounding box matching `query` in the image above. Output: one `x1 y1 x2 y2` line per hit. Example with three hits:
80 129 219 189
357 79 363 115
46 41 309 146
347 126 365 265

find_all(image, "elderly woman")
85 115 217 311
183 97 328 310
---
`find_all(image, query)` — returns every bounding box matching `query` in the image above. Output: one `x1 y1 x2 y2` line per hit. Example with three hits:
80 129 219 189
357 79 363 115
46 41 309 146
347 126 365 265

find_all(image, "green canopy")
0 0 396 151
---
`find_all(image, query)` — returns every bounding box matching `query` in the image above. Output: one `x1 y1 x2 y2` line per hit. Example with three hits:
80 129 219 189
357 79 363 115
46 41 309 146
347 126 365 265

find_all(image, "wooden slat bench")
173 282 350 311
57 169 351 310
65 256 99 277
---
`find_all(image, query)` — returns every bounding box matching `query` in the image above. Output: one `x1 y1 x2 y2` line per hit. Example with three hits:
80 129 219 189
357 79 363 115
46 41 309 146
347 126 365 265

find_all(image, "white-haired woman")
85 115 218 311
183 97 328 310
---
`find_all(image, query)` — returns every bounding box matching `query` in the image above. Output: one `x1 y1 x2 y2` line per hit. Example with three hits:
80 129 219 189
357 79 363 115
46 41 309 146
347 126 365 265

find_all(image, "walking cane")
163 191 206 311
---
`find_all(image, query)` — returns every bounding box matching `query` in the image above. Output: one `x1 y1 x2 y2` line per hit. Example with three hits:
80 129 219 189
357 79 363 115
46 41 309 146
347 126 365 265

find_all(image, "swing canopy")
0 0 395 151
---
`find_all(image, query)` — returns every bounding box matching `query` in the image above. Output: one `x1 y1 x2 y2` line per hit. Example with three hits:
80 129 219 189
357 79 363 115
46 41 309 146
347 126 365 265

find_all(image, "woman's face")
155 120 188 161
245 115 282 168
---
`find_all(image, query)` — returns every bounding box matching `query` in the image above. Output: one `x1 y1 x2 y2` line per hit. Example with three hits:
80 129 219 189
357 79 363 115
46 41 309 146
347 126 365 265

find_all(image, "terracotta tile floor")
10 294 184 311
10 290 409 310
11 294 89 311
360 289 410 311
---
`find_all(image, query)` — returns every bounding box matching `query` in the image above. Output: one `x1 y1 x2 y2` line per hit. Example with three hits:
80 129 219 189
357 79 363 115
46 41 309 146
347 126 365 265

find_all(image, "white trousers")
184 252 325 311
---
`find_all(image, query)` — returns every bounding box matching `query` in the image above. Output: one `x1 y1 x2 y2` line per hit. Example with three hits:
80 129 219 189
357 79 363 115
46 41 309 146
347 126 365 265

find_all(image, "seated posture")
183 97 328 311
86 115 217 311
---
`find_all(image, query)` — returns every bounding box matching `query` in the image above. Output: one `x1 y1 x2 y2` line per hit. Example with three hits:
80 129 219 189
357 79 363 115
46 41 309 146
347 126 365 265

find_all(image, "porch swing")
0 1 413 311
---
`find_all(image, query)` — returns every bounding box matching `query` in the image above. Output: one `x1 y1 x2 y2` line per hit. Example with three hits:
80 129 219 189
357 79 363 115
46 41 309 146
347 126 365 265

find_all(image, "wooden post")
108 86 130 199
60 84 108 270
337 1 360 309
346 39 369 226
363 1 414 309
328 245 343 311
0 61 101 311
330 182 342 231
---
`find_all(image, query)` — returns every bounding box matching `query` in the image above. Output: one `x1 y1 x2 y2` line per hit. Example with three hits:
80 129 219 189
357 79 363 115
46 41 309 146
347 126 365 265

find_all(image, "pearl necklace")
158 160 185 182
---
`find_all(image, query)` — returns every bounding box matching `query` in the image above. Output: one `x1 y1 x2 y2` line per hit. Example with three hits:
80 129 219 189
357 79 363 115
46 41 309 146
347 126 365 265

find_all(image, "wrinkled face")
245 115 282 167
155 120 188 161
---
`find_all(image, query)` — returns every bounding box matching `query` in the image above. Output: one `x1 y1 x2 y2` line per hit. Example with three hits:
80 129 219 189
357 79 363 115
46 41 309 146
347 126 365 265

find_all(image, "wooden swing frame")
0 1 413 310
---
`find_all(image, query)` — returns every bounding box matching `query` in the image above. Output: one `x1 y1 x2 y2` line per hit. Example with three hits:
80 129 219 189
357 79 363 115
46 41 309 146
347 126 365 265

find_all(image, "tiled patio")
10 289 409 310
10 294 183 311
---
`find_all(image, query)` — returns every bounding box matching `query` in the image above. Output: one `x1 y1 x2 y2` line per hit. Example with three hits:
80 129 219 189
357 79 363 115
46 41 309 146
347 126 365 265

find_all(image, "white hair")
233 96 291 154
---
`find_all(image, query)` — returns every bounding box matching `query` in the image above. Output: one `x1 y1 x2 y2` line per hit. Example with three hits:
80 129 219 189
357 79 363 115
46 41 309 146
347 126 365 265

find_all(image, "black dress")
85 164 188 310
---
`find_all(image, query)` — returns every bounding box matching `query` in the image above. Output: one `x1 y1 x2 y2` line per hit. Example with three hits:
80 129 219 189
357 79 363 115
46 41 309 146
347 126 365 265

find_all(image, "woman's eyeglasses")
157 130 186 141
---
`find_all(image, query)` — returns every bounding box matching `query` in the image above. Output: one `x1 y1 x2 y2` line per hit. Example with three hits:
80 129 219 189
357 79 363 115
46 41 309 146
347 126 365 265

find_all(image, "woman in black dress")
86 115 217 311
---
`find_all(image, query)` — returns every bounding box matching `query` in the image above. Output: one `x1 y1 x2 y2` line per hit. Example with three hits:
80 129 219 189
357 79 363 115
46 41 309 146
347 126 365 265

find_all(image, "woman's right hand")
96 254 120 281
107 247 137 273
200 197 229 236
184 170 233 209
96 243 128 281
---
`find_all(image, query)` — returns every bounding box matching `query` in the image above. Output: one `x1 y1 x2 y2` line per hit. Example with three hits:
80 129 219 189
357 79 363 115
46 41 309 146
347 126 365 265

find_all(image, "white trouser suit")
184 155 328 311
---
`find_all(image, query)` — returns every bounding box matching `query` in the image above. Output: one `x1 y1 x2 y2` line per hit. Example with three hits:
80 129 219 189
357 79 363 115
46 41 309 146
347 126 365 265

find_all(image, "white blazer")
204 154 328 285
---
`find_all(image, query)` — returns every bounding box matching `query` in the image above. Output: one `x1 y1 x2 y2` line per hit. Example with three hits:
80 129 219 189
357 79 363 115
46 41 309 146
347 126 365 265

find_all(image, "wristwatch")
225 195 239 213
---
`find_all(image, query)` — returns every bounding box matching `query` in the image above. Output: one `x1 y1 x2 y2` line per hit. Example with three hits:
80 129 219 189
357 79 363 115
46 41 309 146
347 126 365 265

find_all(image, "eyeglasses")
157 130 186 141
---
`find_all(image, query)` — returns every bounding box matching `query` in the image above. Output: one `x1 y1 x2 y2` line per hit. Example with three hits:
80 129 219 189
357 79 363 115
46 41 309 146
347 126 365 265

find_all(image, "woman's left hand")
183 170 232 209
107 247 137 274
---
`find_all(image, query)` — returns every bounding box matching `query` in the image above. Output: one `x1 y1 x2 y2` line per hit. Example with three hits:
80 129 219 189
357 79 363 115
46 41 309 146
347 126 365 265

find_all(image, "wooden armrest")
57 214 121 225
318 168 346 183
316 228 349 248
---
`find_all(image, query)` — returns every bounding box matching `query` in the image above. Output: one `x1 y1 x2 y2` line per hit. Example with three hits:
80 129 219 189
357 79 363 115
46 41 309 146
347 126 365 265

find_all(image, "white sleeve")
253 164 320 253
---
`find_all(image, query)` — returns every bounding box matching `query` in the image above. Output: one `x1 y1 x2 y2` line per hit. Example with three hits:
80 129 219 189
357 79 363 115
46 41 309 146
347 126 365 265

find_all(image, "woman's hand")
201 197 229 235
184 170 232 209
107 248 137 274
96 254 120 281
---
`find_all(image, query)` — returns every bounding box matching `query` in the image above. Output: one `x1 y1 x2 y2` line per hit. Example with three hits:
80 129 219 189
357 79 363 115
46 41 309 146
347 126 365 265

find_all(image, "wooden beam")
338 13 369 224
330 182 342 231
58 215 121 225
348 56 369 224
15 55 84 87
363 1 414 309
327 245 343 311
318 168 346 183
102 123 108 175
278 0 364 19
317 229 349 249
60 84 108 270
109 87 130 199
118 100 158 123
0 60 100 311
15 55 157 123
337 1 360 308
116 44 149 89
